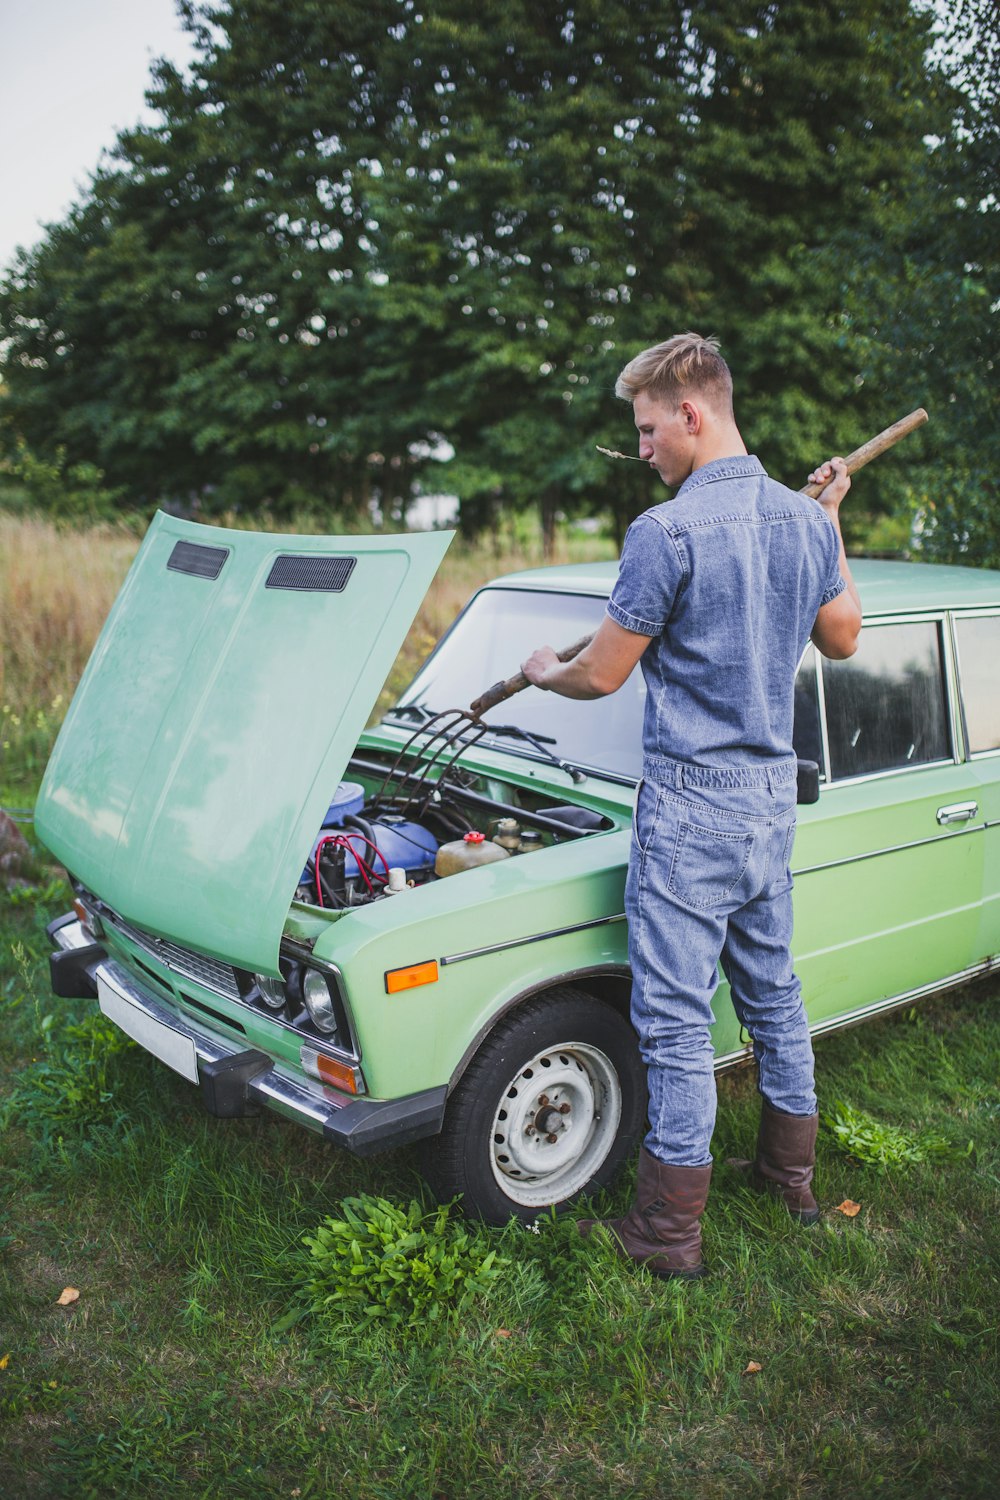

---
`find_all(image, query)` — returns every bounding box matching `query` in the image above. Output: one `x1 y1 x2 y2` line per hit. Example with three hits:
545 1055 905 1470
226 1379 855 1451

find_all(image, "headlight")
254 973 287 1010
302 969 338 1034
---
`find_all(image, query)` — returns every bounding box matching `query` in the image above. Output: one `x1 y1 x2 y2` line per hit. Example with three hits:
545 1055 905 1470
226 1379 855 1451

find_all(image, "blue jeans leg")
626 776 814 1166
721 850 817 1117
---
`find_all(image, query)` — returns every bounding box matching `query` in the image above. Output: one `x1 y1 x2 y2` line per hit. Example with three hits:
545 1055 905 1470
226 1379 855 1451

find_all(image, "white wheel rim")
488 1040 623 1208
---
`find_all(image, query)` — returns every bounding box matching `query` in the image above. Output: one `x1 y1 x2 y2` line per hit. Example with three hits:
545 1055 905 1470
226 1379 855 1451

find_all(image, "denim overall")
607 457 845 1167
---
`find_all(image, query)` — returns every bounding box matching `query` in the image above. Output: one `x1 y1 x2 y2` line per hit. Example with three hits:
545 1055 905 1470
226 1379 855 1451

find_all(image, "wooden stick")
797 407 927 497
471 409 928 718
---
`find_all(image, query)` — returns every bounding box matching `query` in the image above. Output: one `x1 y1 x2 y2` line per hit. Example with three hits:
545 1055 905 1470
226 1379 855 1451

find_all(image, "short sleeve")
818 513 847 607
607 514 685 636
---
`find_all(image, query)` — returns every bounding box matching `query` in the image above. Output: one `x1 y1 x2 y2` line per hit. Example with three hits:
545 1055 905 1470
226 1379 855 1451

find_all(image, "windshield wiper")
482 721 588 783
385 701 433 725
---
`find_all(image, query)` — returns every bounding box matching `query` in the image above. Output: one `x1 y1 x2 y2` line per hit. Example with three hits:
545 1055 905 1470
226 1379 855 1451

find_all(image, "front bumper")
47 915 447 1156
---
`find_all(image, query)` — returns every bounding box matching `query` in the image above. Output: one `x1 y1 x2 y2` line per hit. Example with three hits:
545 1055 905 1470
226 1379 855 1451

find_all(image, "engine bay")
295 709 614 911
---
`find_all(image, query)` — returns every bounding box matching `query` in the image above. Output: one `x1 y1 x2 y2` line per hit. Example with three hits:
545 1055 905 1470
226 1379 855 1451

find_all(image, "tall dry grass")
0 513 141 713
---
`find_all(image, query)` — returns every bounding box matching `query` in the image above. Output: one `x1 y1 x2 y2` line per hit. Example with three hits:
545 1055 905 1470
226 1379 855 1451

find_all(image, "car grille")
105 912 241 1002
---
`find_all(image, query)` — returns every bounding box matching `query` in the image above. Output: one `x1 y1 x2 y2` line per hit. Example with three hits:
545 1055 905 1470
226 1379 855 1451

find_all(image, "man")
521 333 862 1278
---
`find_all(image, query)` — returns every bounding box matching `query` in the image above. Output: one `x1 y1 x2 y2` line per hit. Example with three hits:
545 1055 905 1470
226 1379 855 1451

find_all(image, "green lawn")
2 837 997 1500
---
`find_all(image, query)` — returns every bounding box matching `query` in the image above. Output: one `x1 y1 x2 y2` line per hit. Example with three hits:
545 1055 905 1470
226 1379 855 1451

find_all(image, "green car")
38 513 1000 1223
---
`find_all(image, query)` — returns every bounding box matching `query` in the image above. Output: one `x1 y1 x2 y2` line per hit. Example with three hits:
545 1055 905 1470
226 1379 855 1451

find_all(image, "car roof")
487 557 1000 614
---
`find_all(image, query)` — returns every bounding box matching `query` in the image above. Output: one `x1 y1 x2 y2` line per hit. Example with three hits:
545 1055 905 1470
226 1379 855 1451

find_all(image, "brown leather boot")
730 1101 820 1224
578 1148 711 1279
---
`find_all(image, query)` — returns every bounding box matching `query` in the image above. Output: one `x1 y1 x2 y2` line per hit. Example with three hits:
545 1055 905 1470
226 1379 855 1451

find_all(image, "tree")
840 0 999 564
0 1 963 545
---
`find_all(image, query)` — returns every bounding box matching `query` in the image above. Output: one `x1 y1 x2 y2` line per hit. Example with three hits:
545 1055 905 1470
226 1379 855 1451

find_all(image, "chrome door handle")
936 801 979 826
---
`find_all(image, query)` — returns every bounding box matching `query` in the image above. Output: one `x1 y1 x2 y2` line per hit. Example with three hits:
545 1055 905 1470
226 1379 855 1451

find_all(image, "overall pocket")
667 818 755 909
631 778 660 854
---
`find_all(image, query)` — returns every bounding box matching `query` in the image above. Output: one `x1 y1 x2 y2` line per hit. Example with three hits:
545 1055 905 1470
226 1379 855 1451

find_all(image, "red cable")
311 831 393 906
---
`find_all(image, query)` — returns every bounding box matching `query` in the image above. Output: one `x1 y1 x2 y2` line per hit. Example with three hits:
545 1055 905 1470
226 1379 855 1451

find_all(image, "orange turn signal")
312 1052 362 1094
385 959 439 995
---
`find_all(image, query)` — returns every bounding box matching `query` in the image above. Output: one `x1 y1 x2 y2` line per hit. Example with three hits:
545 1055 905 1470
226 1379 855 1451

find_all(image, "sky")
0 0 198 269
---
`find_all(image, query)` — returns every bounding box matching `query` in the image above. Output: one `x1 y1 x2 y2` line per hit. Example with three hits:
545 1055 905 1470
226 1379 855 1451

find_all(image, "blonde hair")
615 332 733 415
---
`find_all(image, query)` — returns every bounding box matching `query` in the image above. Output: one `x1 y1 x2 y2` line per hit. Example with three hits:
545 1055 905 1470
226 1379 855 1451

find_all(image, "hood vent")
167 540 230 579
266 555 357 592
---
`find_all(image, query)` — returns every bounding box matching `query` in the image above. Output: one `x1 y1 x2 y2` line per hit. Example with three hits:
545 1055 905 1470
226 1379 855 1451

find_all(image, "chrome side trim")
804 958 999 1038
940 610 965 766
815 754 958 792
712 957 999 1072
793 821 985 878
440 912 627 967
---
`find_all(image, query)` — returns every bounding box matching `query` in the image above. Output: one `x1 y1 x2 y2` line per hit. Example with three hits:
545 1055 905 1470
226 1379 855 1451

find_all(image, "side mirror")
797 760 820 805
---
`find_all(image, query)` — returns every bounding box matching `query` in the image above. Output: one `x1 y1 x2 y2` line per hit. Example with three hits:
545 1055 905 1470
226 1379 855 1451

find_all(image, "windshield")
390 587 645 779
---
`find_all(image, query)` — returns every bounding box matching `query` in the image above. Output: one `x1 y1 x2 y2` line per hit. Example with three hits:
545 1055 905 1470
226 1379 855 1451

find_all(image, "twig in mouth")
595 445 649 463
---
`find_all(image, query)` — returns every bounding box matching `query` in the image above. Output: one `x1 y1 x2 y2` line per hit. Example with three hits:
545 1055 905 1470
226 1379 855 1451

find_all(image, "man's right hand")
808 456 851 511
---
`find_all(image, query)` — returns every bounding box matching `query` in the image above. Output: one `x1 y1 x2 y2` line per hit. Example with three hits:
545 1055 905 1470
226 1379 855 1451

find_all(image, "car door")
790 617 987 1032
952 609 1000 962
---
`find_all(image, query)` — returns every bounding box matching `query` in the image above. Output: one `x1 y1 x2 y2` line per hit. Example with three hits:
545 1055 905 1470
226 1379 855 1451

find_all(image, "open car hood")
35 513 452 975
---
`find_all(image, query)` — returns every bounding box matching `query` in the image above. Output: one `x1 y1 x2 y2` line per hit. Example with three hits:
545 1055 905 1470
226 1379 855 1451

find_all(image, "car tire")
423 987 646 1225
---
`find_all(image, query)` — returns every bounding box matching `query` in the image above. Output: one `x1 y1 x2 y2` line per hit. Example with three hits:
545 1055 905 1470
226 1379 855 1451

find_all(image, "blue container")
322 781 366 826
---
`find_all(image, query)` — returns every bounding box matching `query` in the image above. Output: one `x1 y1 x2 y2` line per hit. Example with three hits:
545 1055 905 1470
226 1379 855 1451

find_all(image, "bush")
303 1195 506 1333
822 1099 972 1168
5 439 125 524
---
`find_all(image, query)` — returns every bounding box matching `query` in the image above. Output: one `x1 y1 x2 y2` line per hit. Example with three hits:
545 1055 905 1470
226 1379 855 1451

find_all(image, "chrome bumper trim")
64 933 447 1153
94 957 346 1135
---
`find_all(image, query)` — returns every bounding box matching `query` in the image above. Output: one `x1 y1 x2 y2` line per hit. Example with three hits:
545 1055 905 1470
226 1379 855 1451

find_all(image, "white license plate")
98 974 200 1084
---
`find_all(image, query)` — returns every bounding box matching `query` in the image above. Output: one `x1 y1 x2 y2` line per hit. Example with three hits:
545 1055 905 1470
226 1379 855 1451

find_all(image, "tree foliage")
0 0 988 548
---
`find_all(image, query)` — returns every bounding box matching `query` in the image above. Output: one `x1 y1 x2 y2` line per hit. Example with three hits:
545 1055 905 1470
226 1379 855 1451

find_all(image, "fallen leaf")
0 1353 10 1370
743 1360 763 1374
835 1200 862 1217
56 1287 80 1306
495 1328 512 1338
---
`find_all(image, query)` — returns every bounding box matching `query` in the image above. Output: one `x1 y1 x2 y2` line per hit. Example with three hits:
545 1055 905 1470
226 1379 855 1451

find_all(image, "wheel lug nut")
538 1094 550 1107
558 1103 570 1114
546 1133 558 1144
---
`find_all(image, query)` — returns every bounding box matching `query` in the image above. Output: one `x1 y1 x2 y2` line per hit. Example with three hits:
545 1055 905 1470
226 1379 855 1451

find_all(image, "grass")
2 869 997 1498
1 511 999 1497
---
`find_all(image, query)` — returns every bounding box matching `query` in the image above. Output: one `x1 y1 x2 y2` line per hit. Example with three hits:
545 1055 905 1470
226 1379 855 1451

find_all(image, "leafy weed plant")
303 1194 506 1334
1 946 134 1141
823 1098 972 1168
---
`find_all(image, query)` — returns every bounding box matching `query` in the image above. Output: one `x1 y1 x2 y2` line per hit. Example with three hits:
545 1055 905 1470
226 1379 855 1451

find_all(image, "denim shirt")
607 456 845 771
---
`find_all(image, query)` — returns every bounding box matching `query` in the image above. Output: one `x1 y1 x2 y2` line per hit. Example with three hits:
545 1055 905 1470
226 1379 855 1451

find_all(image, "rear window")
823 621 951 779
955 615 1000 754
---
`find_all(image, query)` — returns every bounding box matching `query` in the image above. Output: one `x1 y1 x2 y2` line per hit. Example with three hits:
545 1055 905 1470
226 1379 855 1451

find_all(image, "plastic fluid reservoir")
493 817 521 851
435 831 511 877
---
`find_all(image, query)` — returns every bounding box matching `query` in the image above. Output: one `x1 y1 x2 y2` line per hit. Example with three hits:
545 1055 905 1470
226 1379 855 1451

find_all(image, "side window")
793 644 824 776
955 615 1000 754
823 622 950 780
